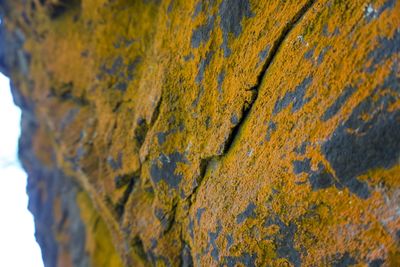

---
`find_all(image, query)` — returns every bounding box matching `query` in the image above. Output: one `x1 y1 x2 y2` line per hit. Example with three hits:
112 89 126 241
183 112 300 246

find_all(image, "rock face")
0 0 399 266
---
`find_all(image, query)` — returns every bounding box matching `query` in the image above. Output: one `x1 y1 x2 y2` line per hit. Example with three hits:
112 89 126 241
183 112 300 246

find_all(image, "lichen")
1 0 399 265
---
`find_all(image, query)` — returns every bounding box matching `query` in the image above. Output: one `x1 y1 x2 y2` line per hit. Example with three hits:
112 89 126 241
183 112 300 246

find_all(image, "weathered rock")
0 0 399 266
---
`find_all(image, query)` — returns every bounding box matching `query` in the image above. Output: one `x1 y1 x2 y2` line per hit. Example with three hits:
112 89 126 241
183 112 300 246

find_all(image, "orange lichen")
2 0 399 265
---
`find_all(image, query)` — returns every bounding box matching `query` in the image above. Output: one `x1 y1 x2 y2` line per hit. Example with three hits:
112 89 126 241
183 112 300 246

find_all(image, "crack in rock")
187 0 316 211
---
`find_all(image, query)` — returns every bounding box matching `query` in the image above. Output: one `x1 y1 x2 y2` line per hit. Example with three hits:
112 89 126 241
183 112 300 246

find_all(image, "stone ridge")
0 0 399 266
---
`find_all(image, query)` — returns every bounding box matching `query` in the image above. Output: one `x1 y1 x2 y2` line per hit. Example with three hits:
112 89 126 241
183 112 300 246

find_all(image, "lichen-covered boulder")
0 0 399 266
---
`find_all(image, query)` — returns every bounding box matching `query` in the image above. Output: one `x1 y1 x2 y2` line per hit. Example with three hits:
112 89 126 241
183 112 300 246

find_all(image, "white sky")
0 73 44 267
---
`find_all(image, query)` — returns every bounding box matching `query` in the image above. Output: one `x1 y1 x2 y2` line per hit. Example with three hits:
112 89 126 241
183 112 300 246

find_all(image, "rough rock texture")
0 0 399 266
